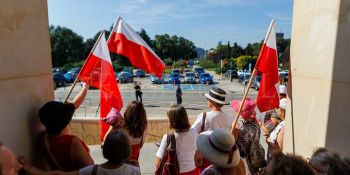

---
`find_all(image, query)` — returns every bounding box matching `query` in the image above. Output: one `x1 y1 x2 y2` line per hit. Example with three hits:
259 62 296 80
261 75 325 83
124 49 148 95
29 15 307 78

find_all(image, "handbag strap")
200 112 206 133
43 133 63 171
169 133 176 150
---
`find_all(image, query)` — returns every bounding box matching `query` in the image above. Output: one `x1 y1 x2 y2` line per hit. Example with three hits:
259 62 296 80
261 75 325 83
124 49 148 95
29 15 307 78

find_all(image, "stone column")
0 0 52 159
284 0 350 157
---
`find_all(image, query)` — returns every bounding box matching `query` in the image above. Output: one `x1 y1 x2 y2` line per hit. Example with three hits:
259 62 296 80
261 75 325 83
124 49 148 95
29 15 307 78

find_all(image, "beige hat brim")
196 131 240 168
203 93 227 105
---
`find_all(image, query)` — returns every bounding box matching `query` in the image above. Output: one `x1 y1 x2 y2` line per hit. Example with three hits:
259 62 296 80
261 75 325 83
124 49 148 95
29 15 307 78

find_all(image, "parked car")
224 70 238 78
52 67 67 74
237 70 250 77
135 69 146 77
63 72 74 83
53 72 67 88
279 71 289 82
117 72 133 83
168 73 181 84
69 67 81 79
122 67 134 77
194 67 205 78
244 76 262 90
238 74 250 83
184 72 196 84
171 69 180 74
150 75 165 84
183 69 191 76
199 73 213 84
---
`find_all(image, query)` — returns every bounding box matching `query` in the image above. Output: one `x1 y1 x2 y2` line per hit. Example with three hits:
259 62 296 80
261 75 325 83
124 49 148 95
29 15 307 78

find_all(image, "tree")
153 34 197 61
235 55 258 70
50 25 85 67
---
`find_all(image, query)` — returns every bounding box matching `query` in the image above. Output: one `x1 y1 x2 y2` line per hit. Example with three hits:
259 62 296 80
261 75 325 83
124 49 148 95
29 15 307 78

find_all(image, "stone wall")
69 118 197 145
0 0 52 158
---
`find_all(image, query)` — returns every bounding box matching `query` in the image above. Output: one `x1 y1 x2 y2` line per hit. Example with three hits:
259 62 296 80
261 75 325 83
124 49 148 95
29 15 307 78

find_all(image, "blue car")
63 72 74 83
168 73 181 84
135 69 146 77
150 75 165 84
199 73 213 84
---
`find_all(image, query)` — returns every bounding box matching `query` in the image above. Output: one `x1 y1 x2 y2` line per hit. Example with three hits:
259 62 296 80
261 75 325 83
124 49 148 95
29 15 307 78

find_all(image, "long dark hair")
123 101 147 138
167 105 190 130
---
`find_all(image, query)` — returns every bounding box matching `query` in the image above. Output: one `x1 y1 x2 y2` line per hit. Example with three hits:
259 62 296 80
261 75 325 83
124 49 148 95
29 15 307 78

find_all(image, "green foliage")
112 61 124 72
164 67 172 74
50 25 85 67
154 34 197 61
173 60 186 68
236 55 258 70
163 58 173 66
198 59 219 69
62 61 84 70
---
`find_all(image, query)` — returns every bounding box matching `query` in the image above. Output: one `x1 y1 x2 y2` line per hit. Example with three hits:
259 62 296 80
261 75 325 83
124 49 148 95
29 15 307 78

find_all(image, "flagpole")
63 31 106 103
230 20 275 135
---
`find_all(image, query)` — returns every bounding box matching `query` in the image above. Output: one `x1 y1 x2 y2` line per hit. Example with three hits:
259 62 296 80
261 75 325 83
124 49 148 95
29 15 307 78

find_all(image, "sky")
47 0 293 50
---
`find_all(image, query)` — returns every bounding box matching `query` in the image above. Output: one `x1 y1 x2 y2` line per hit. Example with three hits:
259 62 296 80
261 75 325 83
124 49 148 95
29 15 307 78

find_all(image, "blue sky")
48 0 293 50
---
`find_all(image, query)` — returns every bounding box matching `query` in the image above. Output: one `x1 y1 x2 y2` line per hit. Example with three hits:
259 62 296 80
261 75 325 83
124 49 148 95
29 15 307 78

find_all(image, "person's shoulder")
121 164 141 174
79 164 95 174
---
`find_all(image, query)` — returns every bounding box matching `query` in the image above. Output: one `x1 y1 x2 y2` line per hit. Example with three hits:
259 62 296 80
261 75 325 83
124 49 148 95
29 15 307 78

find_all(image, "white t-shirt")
191 111 233 133
156 128 198 173
79 164 140 175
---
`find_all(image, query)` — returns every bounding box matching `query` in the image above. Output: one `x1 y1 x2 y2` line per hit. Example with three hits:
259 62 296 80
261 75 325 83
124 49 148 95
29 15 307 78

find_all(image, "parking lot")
55 70 258 119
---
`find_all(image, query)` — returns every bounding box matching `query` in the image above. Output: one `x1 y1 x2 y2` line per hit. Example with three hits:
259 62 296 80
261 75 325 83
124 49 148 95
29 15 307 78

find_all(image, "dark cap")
39 101 75 135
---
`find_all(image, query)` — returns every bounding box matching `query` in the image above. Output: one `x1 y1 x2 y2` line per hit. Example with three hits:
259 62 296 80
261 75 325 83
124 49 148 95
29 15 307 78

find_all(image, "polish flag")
78 32 123 140
256 20 280 112
107 16 165 78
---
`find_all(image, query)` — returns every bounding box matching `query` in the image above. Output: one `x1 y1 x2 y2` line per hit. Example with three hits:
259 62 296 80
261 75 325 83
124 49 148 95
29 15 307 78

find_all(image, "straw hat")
197 128 240 168
203 86 227 105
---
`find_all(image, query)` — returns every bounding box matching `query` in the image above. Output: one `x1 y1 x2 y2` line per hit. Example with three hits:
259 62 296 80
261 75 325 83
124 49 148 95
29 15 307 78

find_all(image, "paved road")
55 76 258 119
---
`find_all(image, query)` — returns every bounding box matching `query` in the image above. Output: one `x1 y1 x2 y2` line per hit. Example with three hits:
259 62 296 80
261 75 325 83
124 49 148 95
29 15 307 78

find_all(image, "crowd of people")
1 82 350 175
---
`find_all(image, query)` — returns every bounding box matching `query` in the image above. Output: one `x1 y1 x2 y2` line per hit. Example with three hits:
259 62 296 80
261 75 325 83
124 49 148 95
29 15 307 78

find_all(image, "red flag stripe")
78 35 123 140
108 17 165 78
256 21 280 112
109 32 165 78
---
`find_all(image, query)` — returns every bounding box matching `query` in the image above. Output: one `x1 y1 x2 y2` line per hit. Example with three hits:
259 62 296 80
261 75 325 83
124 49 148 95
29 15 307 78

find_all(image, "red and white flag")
256 20 279 112
78 32 123 140
107 16 165 78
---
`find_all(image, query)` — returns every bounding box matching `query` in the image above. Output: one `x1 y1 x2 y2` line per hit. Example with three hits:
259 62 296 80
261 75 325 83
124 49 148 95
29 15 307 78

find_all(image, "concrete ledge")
69 117 197 145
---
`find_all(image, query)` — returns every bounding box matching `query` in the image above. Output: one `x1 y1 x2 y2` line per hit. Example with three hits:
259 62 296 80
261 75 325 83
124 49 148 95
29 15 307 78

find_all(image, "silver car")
184 72 196 84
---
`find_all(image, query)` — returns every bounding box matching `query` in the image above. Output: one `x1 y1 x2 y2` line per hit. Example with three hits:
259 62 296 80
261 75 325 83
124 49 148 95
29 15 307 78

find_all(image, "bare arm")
71 137 94 168
155 157 161 169
102 126 113 144
69 84 89 109
276 127 285 150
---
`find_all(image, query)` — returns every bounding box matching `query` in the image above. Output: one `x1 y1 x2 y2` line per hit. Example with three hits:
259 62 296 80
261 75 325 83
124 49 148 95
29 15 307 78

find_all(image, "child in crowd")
191 87 233 171
103 101 147 167
155 105 198 175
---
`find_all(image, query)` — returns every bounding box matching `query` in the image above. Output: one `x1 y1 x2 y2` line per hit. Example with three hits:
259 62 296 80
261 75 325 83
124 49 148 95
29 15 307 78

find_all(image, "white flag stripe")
113 17 161 61
93 35 112 64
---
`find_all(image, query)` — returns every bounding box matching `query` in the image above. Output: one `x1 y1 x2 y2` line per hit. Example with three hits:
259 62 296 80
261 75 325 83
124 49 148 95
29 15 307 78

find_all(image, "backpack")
155 133 180 175
248 124 267 171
